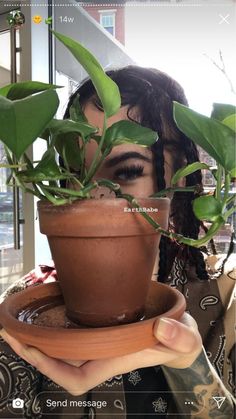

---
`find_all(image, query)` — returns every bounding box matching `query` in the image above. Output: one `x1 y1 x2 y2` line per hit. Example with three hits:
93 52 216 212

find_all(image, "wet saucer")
0 282 186 360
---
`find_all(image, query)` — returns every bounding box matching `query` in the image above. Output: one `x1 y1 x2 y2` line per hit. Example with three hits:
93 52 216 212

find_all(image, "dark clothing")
0 255 235 418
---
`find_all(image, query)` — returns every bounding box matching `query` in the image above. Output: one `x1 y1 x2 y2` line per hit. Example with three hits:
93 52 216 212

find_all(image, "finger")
179 312 199 331
153 316 202 354
0 329 89 395
0 329 87 368
1 330 128 395
61 359 87 367
0 330 84 366
0 329 36 361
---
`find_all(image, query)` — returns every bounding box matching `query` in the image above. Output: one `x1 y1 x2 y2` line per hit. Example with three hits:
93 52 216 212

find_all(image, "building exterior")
198 149 216 187
81 1 125 44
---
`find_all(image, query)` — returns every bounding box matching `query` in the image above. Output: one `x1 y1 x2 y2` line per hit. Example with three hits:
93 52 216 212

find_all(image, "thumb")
153 317 202 354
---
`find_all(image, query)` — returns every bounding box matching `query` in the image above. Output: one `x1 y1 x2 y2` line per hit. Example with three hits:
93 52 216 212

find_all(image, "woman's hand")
0 313 202 396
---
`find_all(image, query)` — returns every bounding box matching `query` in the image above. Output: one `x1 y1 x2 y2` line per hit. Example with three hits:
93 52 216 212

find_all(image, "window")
100 12 115 36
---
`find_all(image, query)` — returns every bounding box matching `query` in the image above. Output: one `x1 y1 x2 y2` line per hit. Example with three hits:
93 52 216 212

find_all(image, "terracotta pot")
37 197 170 327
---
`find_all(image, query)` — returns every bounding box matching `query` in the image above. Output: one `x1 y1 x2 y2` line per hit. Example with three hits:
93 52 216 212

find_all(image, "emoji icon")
45 16 53 25
33 15 42 24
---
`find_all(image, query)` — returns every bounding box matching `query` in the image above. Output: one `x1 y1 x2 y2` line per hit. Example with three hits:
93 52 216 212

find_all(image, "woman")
0 66 234 418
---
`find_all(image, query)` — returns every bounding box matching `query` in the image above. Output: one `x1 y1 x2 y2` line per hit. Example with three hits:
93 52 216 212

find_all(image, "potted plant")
0 31 170 330
0 32 235 357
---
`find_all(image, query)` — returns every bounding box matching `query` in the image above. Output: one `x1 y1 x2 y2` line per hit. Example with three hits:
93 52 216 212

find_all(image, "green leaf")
52 31 121 117
43 119 97 171
173 102 236 175
17 148 63 182
0 81 61 100
69 94 88 123
171 162 209 185
48 119 97 171
193 195 223 222
211 169 218 181
55 132 81 170
47 118 97 139
211 103 236 121
222 114 236 132
104 120 158 148
230 168 236 178
92 135 102 146
0 90 59 159
35 148 60 173
177 218 224 247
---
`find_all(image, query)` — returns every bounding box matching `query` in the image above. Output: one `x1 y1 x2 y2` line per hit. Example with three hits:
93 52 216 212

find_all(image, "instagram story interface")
0 0 235 418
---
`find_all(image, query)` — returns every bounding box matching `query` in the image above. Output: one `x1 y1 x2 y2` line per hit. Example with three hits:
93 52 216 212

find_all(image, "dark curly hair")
64 65 208 281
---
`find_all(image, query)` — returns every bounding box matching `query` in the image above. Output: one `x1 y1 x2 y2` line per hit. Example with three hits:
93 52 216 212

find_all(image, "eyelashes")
113 164 144 181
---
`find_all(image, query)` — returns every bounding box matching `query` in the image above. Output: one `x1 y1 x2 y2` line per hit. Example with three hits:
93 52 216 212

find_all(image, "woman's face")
83 101 157 197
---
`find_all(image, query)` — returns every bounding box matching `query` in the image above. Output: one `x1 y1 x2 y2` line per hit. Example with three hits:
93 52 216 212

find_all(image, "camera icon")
12 398 24 408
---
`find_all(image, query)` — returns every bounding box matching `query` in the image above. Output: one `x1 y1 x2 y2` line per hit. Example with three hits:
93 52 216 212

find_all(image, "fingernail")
155 318 177 340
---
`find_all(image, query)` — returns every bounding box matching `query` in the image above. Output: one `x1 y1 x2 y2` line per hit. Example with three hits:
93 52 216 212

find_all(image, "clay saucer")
0 282 186 360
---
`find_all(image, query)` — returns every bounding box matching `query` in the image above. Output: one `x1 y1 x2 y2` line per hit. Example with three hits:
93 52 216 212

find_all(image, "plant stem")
4 146 14 166
226 193 236 206
23 153 34 169
223 172 231 206
97 179 120 191
83 119 107 184
151 185 200 197
43 182 98 198
200 221 217 255
0 163 27 169
69 175 84 189
14 174 43 199
118 192 225 248
215 165 222 200
80 136 86 180
224 205 236 221
38 185 70 205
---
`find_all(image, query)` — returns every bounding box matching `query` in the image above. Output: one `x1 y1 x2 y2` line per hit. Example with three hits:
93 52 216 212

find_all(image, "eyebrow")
104 151 152 168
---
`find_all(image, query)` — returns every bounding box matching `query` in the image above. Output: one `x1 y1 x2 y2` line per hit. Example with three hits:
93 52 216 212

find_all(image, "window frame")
99 9 116 37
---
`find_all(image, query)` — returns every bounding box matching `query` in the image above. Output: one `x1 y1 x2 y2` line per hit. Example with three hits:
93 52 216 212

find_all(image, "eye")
113 165 144 181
